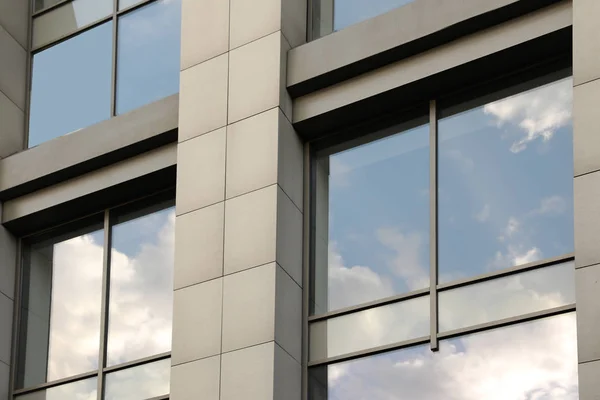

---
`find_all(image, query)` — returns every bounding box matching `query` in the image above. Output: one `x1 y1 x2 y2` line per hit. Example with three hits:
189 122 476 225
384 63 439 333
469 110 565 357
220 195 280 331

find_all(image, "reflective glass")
29 22 112 148
334 0 415 31
309 313 578 399
119 0 145 11
18 219 104 388
116 0 182 115
439 262 575 332
309 295 429 361
438 77 574 283
15 377 98 400
106 202 175 366
312 122 429 315
32 0 113 49
105 359 171 399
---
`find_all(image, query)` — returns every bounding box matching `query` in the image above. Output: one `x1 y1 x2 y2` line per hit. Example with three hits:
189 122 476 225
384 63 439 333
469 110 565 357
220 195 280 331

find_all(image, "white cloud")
490 246 542 271
483 78 572 153
532 196 567 216
505 217 520 238
474 204 491 222
26 207 175 397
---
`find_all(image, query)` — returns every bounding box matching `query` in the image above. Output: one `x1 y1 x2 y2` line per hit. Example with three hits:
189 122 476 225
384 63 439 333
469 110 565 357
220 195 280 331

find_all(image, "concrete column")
573 1 600 398
171 0 306 399
0 1 29 398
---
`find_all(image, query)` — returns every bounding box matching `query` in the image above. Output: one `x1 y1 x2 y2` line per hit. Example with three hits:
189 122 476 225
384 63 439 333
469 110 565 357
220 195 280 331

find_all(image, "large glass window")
312 0 416 39
29 0 182 148
16 193 175 399
309 72 576 398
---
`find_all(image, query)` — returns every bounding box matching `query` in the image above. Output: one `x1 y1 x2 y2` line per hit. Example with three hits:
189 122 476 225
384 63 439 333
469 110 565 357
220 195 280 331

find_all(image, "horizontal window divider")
12 370 98 396
116 0 158 16
308 287 430 323
437 303 576 341
31 0 74 18
436 253 574 292
32 15 113 53
308 335 430 368
102 351 171 374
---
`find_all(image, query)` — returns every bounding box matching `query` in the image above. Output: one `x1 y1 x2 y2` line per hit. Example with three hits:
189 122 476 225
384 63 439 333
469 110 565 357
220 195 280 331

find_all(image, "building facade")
0 0 598 399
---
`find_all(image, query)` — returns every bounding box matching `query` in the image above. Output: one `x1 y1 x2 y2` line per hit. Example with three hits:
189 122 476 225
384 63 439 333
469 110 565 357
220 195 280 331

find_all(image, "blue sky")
319 78 574 314
28 0 181 148
334 0 415 31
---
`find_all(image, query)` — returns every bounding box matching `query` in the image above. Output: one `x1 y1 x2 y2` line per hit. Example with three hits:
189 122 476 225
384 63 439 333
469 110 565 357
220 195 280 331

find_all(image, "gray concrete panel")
0 90 24 160
576 264 600 363
574 172 600 269
578 359 600 400
0 24 26 111
574 79 600 176
573 0 600 86
0 0 29 49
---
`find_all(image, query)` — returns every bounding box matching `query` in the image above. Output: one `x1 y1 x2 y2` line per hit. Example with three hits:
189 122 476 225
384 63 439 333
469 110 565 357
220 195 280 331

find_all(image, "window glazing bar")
110 0 118 117
436 253 574 292
308 336 430 367
437 303 576 341
96 209 112 400
31 15 112 53
12 370 98 396
102 352 171 374
9 240 24 398
429 99 439 352
308 288 430 323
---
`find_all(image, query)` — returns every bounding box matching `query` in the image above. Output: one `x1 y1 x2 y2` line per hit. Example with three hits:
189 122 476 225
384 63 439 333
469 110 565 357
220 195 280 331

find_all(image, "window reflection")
34 0 63 12
309 295 429 361
18 218 104 388
312 122 429 315
107 201 175 366
15 377 97 400
333 0 415 31
32 0 113 49
438 77 574 283
439 262 575 332
116 0 181 115
29 22 112 148
309 313 578 399
105 359 170 400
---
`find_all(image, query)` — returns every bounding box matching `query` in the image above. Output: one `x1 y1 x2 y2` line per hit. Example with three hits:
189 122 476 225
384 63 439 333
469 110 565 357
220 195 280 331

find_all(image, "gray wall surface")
0 1 28 398
573 0 600 398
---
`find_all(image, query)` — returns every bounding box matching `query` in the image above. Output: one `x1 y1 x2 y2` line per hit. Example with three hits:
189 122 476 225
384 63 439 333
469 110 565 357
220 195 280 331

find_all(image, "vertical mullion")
429 100 439 352
301 143 311 400
97 210 112 400
110 0 119 117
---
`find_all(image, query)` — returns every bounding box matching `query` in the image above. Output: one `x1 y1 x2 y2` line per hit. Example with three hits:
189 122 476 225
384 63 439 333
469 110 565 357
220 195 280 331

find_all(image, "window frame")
305 66 576 373
11 188 175 400
26 0 179 149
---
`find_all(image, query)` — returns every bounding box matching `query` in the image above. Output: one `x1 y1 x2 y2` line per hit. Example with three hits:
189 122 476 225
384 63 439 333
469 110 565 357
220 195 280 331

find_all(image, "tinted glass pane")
118 0 145 10
32 0 113 49
29 22 112 148
18 220 104 388
105 359 171 399
15 377 97 400
313 122 429 315
309 295 429 361
309 313 578 399
439 262 575 332
116 0 181 115
438 77 573 283
106 202 175 366
334 0 414 31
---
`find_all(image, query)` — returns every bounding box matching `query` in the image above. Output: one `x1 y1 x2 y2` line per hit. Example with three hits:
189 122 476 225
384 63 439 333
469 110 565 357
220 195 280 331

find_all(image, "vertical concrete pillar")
573 1 600 398
172 0 306 399
0 1 29 398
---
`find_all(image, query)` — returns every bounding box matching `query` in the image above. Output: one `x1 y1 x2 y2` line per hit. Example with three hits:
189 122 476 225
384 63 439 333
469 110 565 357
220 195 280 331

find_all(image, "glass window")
312 121 429 315
116 0 182 115
104 359 170 399
438 78 574 283
29 21 112 148
439 262 575 332
15 377 98 400
309 313 578 399
107 201 175 365
309 295 429 361
118 0 145 11
32 0 113 49
18 217 104 388
17 195 175 397
312 0 415 38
